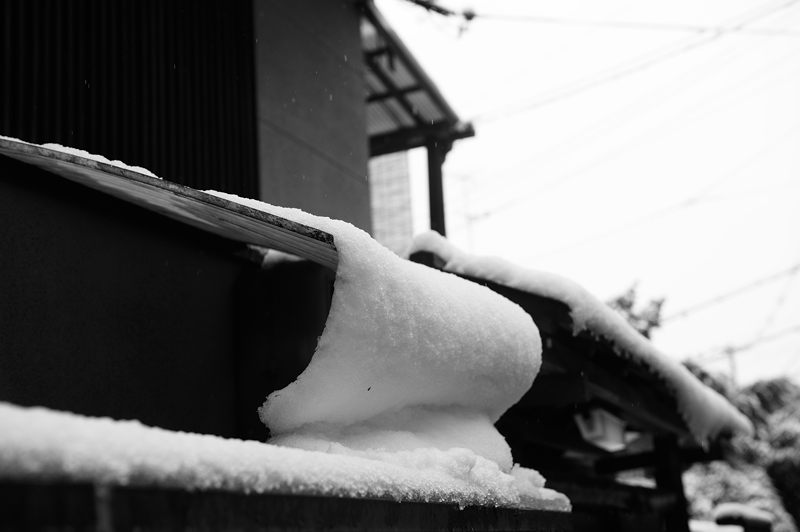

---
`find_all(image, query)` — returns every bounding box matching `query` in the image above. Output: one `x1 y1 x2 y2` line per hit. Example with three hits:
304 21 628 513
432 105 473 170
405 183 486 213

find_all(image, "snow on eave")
409 232 753 444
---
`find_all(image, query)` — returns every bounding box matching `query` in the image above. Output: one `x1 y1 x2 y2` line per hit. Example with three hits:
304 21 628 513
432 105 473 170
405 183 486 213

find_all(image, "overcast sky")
376 0 800 385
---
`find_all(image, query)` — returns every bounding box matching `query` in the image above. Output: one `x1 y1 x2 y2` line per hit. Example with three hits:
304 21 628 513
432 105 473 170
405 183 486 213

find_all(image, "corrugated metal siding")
0 0 258 197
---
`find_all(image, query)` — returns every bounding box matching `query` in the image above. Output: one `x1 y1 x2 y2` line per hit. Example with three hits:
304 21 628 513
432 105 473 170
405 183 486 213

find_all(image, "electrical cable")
400 0 800 37
467 30 800 200
663 263 800 324
467 107 800 238
474 11 800 38
752 265 800 340
693 323 800 361
520 120 800 259
478 43 800 210
468 0 800 123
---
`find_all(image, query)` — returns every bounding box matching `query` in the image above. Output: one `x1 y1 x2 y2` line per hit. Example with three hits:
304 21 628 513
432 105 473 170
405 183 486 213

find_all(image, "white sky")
376 0 800 386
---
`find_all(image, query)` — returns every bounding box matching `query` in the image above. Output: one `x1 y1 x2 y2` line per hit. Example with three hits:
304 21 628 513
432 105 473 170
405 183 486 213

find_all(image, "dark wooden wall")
253 0 372 232
0 157 332 439
0 0 258 197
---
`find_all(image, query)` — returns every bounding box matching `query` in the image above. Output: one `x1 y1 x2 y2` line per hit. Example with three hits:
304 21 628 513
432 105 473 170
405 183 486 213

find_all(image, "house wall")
253 0 372 232
0 0 258 197
0 157 332 440
0 0 372 229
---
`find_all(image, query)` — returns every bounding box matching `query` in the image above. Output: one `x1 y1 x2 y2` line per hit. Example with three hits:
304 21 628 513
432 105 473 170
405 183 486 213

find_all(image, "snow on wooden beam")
0 138 338 270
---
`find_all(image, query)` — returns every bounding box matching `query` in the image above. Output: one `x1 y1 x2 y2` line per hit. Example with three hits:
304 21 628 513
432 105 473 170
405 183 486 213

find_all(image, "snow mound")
206 192 567 510
409 231 753 444
0 402 568 510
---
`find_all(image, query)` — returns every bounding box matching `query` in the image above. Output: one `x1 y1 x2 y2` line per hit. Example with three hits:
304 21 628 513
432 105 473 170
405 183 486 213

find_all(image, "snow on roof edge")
409 231 753 444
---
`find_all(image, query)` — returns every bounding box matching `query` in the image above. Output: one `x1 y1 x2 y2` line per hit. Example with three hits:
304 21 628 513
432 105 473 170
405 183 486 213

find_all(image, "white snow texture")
207 192 568 509
409 231 753 444
0 403 567 510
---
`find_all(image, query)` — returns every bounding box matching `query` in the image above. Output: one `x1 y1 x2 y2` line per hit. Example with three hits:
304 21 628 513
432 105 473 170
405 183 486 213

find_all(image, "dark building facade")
1 0 259 198
0 0 474 234
0 0 372 229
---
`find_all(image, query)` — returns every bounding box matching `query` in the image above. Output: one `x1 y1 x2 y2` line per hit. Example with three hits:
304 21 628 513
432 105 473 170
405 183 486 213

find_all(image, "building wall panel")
0 0 258 197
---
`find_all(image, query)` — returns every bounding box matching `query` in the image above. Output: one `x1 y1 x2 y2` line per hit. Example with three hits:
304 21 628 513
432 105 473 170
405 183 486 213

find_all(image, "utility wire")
663 263 800 323
475 12 800 38
469 0 800 123
468 113 800 240
694 323 800 361
401 0 800 37
534 120 800 258
752 264 800 340
465 29 800 207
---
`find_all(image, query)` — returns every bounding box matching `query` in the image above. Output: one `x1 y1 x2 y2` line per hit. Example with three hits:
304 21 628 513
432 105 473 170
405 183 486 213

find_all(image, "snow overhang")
360 1 475 156
409 235 753 459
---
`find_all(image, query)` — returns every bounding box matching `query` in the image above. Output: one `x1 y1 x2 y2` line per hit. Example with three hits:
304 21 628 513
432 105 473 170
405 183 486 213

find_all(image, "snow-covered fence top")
409 231 752 445
0 138 569 511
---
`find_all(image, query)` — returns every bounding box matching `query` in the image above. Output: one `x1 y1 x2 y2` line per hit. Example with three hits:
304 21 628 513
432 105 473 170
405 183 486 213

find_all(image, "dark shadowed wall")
0 0 258 197
253 0 372 232
0 0 373 233
0 157 332 440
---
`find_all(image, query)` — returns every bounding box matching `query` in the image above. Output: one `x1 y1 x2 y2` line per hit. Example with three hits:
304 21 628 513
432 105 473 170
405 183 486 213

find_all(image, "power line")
663 263 800 323
474 35 719 123
400 0 800 37
752 264 800 340
469 0 800 123
467 114 800 237
464 28 800 206
474 12 800 38
694 323 800 362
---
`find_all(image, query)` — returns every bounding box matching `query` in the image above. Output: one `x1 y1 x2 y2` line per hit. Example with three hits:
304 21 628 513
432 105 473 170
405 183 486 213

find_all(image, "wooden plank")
0 481 573 532
0 138 338 270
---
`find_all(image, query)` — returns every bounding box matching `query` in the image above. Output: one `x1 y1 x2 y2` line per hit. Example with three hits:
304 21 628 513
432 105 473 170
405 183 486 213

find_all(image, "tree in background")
681 363 798 532
606 287 800 532
606 284 664 339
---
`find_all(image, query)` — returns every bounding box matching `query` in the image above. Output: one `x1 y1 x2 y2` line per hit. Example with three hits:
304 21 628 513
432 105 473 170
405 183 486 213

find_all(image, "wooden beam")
427 138 449 235
367 85 423 103
369 121 474 157
361 3 462 125
364 55 423 126
0 138 338 270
